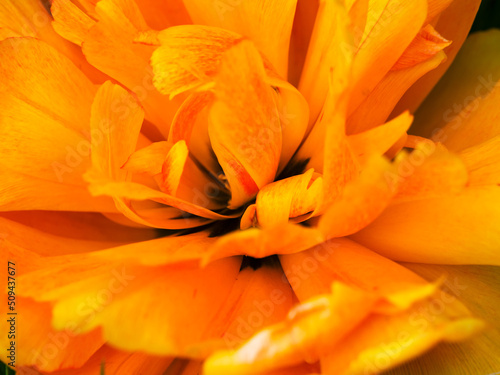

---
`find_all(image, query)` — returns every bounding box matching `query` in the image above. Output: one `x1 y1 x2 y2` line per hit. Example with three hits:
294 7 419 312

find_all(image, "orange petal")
351 186 500 265
82 0 182 137
181 0 298 77
280 238 425 301
151 25 241 98
0 0 104 83
132 0 191 30
122 141 172 175
0 38 114 212
298 0 353 128
392 24 451 71
410 30 500 147
89 81 144 180
194 265 295 352
209 40 282 208
318 156 396 239
288 0 319 86
203 224 325 265
392 0 481 115
390 143 468 202
346 50 445 134
0 297 103 372
347 0 427 116
348 111 413 165
52 345 174 375
51 0 96 46
16 246 242 356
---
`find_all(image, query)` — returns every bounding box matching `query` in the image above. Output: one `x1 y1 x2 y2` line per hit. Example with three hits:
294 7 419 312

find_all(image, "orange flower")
1 0 499 374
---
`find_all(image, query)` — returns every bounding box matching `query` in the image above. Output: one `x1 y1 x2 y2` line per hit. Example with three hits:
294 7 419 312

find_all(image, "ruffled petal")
251 169 323 228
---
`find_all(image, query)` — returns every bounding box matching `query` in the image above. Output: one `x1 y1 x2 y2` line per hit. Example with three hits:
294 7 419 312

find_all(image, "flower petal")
17 250 242 357
348 111 413 165
252 169 323 228
52 345 174 375
392 0 481 114
351 186 500 265
208 40 282 208
203 224 325 264
82 0 182 137
388 263 500 375
0 297 103 372
181 0 298 76
459 136 500 186
51 0 96 46
0 38 115 212
318 156 396 239
410 29 500 150
346 49 445 134
347 0 427 116
298 0 353 128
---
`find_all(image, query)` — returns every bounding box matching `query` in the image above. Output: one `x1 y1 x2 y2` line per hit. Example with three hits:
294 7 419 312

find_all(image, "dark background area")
1 1 499 375
471 0 500 32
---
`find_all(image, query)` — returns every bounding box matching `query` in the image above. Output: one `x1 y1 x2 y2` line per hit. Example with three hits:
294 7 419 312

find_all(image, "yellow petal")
392 0 481 115
209 40 282 208
389 263 500 375
459 136 500 186
351 186 500 265
253 169 323 228
181 0 298 77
